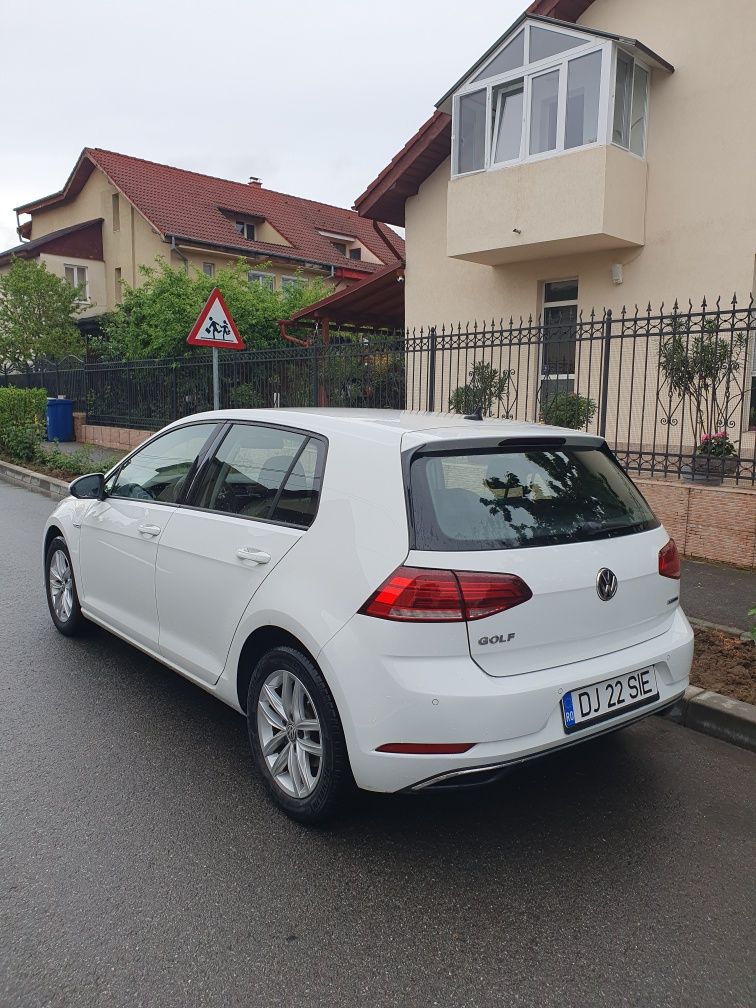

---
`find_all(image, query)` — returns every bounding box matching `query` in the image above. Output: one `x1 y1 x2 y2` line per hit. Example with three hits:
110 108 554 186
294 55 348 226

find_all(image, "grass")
1 443 125 481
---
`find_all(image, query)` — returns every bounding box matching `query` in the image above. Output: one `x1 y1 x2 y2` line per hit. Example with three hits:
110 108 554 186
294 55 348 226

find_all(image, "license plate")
561 666 659 733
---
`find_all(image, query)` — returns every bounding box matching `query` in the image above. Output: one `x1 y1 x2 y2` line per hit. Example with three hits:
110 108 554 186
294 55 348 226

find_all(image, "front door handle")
138 524 162 537
236 547 271 564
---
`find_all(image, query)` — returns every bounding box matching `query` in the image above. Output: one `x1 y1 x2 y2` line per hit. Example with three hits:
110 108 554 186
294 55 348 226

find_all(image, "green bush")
37 445 122 477
0 387 48 457
449 362 509 415
540 391 597 430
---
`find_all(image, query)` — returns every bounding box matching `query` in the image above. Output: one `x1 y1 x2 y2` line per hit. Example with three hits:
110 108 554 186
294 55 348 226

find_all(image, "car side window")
195 424 324 526
269 439 323 527
108 423 217 503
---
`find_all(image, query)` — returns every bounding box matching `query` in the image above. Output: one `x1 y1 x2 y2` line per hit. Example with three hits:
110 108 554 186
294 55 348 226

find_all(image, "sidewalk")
681 558 754 632
42 440 124 464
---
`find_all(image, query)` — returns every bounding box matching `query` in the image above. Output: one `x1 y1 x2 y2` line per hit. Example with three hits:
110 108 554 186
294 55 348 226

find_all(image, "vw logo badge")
596 568 618 601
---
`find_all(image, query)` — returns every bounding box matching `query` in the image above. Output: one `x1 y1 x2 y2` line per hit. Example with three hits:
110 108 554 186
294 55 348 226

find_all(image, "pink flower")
701 433 711 442
716 429 726 438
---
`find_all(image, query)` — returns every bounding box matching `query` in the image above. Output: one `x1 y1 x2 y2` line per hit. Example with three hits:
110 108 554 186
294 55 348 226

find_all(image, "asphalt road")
1 480 754 1008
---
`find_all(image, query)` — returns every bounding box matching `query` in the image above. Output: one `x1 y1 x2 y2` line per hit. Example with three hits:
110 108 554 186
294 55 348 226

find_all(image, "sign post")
186 287 245 410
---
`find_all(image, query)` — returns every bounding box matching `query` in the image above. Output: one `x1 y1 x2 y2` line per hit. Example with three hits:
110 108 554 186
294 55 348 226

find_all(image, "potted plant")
691 429 739 483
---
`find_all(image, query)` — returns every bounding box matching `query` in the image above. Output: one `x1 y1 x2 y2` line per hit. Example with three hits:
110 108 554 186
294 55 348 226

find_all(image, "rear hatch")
405 435 679 677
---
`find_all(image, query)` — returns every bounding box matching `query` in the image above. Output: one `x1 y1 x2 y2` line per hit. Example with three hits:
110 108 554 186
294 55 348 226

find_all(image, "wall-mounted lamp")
611 263 623 285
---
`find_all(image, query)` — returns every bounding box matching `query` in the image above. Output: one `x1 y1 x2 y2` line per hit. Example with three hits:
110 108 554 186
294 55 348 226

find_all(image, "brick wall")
636 478 756 569
73 413 152 452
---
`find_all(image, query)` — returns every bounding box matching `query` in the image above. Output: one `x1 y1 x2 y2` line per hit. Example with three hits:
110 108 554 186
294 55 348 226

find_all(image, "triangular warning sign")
187 288 245 349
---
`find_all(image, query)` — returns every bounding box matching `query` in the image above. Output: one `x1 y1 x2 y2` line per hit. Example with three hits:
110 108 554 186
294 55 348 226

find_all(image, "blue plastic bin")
46 398 75 442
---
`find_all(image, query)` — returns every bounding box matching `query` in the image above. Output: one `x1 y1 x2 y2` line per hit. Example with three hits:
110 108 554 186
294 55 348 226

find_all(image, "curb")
0 459 70 501
688 616 753 643
664 686 756 754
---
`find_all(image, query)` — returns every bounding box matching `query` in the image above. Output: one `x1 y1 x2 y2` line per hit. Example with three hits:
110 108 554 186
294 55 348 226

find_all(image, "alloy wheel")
48 549 74 623
256 669 323 798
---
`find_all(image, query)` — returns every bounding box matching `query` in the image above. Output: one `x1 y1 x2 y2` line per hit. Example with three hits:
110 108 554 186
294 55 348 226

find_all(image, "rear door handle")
138 524 162 537
236 547 271 564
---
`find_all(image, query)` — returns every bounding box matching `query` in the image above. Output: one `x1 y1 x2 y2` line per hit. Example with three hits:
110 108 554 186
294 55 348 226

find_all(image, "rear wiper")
574 520 640 537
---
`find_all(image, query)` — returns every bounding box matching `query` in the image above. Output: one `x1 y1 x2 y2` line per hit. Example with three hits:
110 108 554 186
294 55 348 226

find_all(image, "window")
529 70 559 155
114 267 122 304
202 262 215 277
108 423 217 503
248 270 275 289
64 264 88 302
565 50 602 149
195 424 325 527
235 220 256 241
492 80 524 163
281 276 306 289
349 247 362 261
331 241 347 256
112 193 120 232
472 29 524 83
456 89 487 174
541 280 578 396
452 20 655 176
410 446 658 552
612 50 649 156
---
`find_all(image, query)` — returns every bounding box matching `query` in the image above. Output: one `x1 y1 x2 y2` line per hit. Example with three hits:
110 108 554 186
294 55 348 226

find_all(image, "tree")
95 258 333 360
0 257 84 369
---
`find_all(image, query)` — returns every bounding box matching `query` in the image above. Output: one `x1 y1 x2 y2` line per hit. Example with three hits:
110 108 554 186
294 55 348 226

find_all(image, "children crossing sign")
186 288 245 349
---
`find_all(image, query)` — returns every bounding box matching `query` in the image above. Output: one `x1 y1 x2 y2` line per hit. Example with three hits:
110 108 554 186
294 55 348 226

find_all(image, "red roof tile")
16 148 404 274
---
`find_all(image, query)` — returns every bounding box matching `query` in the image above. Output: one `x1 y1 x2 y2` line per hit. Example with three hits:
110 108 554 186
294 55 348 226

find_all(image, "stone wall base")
73 413 152 452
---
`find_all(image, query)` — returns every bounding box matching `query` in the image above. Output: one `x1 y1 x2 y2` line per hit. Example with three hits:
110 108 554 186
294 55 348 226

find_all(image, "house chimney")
248 177 262 188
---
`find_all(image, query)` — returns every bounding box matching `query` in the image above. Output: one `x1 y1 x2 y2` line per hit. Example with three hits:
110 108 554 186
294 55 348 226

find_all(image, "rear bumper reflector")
376 742 475 755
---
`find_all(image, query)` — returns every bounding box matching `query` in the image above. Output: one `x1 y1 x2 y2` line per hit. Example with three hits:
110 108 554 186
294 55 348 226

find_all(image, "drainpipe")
170 236 189 274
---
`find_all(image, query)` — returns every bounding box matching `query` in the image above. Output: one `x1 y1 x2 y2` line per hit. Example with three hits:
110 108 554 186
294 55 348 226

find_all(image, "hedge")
0 387 48 459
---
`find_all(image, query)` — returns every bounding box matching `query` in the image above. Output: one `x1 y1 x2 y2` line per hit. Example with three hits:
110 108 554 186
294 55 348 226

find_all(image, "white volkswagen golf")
43 409 693 822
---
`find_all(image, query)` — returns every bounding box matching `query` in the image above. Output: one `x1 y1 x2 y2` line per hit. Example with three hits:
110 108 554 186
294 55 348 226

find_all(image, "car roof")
179 408 601 445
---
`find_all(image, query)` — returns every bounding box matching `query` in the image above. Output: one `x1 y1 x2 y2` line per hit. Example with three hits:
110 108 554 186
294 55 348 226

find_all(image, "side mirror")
69 473 106 500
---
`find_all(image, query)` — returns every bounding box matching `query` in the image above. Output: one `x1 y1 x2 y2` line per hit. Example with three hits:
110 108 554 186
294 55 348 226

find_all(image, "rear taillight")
359 566 532 622
658 538 681 579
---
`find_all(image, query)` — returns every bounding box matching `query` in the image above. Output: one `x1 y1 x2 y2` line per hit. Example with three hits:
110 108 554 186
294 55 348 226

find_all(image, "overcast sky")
1 0 527 250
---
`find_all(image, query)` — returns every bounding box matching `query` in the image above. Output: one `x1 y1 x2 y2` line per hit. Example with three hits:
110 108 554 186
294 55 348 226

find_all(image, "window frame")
64 263 89 302
184 420 329 530
281 275 307 289
235 220 256 241
610 45 650 158
540 277 579 385
451 22 648 177
248 270 275 289
202 262 215 277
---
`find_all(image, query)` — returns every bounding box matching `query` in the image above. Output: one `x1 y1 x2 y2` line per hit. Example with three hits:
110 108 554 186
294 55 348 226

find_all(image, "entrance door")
541 279 578 407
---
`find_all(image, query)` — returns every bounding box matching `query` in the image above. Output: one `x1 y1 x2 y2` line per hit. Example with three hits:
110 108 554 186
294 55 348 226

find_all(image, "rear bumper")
318 608 694 793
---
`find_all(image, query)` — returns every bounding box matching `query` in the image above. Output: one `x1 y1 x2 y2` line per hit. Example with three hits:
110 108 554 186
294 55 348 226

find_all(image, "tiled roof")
0 219 103 267
17 148 404 274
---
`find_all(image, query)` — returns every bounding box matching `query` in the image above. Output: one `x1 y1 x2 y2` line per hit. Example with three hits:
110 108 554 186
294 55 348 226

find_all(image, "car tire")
247 646 353 824
45 536 87 637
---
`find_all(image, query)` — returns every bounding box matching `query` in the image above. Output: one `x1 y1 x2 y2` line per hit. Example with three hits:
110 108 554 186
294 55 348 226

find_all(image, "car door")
77 422 219 650
155 422 326 685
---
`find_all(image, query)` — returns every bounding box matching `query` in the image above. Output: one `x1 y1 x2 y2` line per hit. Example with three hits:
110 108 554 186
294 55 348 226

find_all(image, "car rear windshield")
410 444 659 551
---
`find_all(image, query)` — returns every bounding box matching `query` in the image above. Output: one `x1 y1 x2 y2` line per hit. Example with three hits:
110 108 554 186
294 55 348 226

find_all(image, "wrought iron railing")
2 297 754 484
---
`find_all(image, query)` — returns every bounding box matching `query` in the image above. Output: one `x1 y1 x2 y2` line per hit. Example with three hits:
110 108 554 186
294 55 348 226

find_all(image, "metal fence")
3 297 754 484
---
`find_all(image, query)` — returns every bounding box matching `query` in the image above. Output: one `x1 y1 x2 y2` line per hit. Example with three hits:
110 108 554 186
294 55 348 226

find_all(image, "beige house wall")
38 253 107 317
406 0 756 325
404 0 756 454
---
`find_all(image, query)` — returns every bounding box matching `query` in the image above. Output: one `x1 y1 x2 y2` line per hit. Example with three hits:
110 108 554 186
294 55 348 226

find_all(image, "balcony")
446 145 646 265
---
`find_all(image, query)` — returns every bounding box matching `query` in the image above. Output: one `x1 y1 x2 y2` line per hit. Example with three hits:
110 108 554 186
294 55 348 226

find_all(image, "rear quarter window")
410 445 658 551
